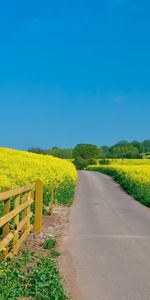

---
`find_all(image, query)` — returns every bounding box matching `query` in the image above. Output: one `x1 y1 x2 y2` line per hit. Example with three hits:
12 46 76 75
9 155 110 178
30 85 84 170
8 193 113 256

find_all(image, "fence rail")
0 179 43 259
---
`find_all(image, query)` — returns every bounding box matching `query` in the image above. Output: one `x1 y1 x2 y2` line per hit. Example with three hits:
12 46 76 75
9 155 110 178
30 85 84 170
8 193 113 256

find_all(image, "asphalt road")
68 171 150 300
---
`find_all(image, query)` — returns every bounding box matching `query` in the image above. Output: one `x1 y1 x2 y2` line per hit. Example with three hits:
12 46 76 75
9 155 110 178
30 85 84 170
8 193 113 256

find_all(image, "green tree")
115 140 128 146
73 144 99 170
28 147 46 154
131 141 144 153
143 140 150 153
99 146 110 158
73 144 99 159
49 147 73 158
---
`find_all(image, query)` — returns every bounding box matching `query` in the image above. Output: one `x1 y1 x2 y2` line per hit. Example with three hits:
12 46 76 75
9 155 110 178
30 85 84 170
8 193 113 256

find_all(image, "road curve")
67 171 150 300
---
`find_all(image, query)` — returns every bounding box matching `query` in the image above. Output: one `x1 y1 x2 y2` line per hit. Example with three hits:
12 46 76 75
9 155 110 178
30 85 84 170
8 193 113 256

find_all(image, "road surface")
67 171 150 300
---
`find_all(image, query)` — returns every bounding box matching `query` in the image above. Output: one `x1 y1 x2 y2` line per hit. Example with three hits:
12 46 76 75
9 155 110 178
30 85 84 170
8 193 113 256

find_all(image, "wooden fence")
0 179 43 259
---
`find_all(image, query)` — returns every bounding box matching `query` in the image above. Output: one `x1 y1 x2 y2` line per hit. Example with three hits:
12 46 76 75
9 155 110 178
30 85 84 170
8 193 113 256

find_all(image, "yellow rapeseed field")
88 159 150 206
0 148 77 192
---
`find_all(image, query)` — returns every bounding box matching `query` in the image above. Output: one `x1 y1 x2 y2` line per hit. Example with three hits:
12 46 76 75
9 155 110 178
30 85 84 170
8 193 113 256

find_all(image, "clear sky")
0 0 150 149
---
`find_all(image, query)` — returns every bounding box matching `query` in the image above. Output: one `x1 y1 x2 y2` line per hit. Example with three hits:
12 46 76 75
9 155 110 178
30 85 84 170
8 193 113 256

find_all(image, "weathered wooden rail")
0 179 43 258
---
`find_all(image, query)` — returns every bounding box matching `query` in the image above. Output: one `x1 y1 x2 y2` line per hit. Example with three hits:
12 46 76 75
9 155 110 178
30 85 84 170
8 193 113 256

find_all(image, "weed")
50 250 60 258
43 238 57 249
0 250 68 300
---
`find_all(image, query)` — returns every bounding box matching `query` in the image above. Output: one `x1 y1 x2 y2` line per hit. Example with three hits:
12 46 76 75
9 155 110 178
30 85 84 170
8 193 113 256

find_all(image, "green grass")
43 183 75 210
50 250 60 258
0 249 32 300
43 238 57 250
43 238 60 258
25 256 68 300
0 249 68 300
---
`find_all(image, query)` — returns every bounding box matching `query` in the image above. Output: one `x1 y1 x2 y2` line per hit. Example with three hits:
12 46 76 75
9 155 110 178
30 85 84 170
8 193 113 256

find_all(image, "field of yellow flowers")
0 148 76 298
0 148 77 206
87 159 150 207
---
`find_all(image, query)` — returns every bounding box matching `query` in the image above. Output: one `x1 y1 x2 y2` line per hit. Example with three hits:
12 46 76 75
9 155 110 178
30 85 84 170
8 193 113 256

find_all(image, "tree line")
28 140 150 169
28 140 150 159
28 146 73 159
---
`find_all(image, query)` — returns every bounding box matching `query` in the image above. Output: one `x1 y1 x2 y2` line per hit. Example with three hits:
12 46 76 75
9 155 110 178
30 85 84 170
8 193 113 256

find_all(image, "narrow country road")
66 171 150 300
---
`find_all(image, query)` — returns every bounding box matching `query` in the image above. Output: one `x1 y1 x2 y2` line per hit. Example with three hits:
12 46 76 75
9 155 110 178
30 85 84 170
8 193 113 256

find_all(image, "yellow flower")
0 148 77 191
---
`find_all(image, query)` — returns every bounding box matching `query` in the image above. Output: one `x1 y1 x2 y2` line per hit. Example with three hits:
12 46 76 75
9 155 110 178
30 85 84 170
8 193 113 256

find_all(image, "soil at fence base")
20 205 84 300
22 206 69 260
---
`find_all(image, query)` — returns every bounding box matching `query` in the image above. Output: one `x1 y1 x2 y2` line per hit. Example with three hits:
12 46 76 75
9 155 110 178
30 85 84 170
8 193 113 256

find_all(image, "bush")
73 144 99 160
88 159 97 165
73 158 89 170
73 158 97 170
99 159 111 165
125 153 143 159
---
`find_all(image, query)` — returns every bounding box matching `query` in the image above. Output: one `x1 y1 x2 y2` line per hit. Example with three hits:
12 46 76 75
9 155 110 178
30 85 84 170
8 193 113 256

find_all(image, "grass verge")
0 242 68 300
43 183 75 212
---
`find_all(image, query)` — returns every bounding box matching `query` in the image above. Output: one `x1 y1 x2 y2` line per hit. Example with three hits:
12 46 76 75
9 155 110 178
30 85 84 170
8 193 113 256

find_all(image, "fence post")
49 185 55 215
13 195 20 255
3 199 10 255
35 179 43 234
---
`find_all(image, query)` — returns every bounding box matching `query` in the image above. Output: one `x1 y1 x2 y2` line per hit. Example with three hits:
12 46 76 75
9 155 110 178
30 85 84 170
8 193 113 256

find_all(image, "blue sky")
0 0 150 149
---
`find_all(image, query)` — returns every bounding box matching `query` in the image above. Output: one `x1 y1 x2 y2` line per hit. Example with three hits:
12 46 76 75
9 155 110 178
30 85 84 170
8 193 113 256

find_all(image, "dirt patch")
22 205 84 300
20 206 70 269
